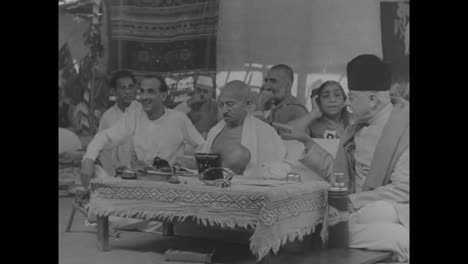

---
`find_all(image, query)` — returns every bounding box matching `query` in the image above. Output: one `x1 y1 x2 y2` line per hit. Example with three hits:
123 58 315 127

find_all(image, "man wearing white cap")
174 75 219 138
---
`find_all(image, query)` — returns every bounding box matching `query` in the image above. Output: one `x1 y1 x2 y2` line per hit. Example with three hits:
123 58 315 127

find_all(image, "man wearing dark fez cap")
281 54 409 262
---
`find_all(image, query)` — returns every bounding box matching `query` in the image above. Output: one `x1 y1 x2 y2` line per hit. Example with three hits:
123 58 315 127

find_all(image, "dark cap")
347 54 391 92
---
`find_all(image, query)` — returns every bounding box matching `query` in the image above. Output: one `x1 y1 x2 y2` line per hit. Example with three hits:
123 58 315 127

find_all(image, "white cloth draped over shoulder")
201 114 286 177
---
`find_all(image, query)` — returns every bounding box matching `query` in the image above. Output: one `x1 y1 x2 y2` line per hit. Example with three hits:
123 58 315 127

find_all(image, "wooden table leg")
65 205 76 232
309 223 323 250
97 216 110 251
257 252 271 264
162 222 174 237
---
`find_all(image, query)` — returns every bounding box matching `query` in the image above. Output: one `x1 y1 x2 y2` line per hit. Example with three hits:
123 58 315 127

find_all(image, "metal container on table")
116 167 138 180
327 172 349 248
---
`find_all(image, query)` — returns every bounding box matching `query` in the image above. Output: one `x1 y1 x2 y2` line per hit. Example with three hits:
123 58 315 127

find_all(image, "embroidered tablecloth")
88 177 330 260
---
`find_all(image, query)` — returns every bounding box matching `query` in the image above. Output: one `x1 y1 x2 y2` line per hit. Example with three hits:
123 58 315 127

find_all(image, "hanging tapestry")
106 0 218 78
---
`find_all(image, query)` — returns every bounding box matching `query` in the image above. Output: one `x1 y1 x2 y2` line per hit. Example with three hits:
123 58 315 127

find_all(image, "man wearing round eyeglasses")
201 80 286 177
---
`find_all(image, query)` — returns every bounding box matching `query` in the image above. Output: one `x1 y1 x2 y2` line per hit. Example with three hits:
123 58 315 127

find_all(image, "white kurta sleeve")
97 113 108 132
298 141 335 179
83 110 137 161
350 148 410 209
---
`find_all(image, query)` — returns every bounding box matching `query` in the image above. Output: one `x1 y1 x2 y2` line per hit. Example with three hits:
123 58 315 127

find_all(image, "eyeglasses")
217 101 243 110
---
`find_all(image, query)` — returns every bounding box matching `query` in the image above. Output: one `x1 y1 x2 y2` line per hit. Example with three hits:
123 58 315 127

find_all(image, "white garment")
59 128 82 154
84 107 205 166
347 104 410 262
173 99 191 114
349 201 409 262
349 148 410 211
98 101 139 131
202 114 286 177
354 104 393 192
97 102 138 172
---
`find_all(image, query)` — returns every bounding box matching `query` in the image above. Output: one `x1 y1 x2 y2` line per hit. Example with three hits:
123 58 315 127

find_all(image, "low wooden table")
89 176 330 263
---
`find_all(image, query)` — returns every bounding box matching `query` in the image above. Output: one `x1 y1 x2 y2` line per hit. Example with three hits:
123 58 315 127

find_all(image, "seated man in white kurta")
80 76 205 232
81 75 205 183
97 70 139 175
201 80 286 177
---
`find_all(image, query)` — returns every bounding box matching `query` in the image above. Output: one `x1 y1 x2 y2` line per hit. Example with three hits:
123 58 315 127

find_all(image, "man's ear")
245 98 256 114
286 81 293 92
160 91 168 102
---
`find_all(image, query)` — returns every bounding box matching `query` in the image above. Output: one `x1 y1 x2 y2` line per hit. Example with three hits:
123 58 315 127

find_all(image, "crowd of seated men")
58 53 409 263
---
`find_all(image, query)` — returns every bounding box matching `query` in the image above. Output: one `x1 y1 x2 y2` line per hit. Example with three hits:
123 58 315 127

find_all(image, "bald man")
255 64 308 125
201 80 286 177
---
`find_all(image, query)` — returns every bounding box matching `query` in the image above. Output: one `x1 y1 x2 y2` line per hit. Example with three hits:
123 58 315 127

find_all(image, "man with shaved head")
201 80 286 176
255 64 308 125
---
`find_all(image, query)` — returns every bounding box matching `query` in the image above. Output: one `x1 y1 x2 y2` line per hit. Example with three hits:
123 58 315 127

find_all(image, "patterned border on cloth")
92 183 268 210
89 177 329 260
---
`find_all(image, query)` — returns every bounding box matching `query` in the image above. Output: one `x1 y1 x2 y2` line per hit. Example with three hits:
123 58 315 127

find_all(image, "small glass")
330 172 346 189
